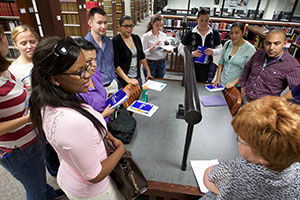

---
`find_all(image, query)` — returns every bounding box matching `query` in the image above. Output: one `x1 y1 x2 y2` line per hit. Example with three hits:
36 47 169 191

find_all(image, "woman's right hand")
108 135 125 154
213 79 220 87
102 104 115 118
127 78 139 86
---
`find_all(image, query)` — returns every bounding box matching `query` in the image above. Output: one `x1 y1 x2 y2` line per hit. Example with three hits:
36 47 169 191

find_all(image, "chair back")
223 87 242 116
122 83 142 108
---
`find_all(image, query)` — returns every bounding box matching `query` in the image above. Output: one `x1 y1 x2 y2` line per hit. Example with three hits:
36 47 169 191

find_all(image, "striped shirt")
240 50 300 100
0 70 36 153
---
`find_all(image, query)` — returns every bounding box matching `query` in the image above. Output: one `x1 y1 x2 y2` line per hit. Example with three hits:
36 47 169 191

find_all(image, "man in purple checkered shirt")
240 29 300 101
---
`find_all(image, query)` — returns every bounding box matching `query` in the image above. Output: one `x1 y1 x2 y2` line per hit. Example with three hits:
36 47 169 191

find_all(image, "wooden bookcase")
58 0 123 38
143 0 148 18
161 15 300 72
0 0 40 60
130 0 137 25
136 0 141 22
59 0 88 38
289 29 300 62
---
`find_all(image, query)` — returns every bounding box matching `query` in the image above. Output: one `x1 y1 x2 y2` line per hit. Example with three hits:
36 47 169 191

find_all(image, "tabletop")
125 79 239 187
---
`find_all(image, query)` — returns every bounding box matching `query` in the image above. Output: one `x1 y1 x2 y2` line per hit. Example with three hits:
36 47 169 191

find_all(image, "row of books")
86 1 97 10
253 35 264 48
220 31 230 41
0 19 20 32
62 14 80 25
5 33 13 45
292 33 300 45
164 28 184 38
64 26 81 36
264 25 295 36
6 48 19 58
211 22 232 31
289 45 299 57
60 2 78 12
0 2 18 16
163 19 182 28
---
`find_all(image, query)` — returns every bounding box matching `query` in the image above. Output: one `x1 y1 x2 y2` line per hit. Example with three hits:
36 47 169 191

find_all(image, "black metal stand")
181 124 194 171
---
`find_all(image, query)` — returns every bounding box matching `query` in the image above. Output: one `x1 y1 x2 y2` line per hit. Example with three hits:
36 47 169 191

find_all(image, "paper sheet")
143 80 167 91
161 45 176 51
191 159 219 193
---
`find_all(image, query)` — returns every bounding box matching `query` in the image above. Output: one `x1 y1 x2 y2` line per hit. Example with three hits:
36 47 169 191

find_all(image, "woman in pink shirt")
29 36 125 200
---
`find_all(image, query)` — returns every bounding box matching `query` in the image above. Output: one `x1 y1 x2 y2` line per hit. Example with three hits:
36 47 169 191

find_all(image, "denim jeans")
144 60 166 78
45 141 60 177
0 140 55 200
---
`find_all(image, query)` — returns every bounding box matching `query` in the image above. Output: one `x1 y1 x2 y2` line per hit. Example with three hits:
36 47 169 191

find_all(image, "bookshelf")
246 26 268 49
59 0 88 38
163 16 184 38
115 0 124 35
143 0 148 18
131 0 137 25
136 0 141 22
289 29 300 62
161 15 300 72
0 0 38 60
103 0 117 37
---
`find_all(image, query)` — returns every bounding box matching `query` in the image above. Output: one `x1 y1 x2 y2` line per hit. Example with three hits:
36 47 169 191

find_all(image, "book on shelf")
205 84 224 92
0 19 20 32
187 20 197 29
105 88 128 109
0 2 12 16
289 46 297 57
163 18 182 28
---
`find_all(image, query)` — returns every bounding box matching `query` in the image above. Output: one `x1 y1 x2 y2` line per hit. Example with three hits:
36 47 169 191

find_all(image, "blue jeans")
0 140 55 200
144 60 166 78
45 140 59 177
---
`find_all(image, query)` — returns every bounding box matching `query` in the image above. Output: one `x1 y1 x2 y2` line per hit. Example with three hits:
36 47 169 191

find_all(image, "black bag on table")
107 106 137 144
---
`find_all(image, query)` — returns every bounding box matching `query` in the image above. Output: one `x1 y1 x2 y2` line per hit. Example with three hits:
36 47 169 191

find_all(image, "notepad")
205 84 225 92
105 88 128 109
191 159 219 193
195 46 208 64
130 101 153 114
143 80 167 91
200 95 228 107
127 100 159 117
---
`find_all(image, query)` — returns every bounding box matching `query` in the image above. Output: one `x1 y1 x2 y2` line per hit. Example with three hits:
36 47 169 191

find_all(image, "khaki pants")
57 178 125 200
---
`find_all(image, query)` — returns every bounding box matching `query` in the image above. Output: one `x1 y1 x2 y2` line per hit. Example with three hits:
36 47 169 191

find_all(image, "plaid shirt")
240 50 300 100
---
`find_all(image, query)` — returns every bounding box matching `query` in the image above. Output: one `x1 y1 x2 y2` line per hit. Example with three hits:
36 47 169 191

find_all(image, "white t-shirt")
9 62 33 97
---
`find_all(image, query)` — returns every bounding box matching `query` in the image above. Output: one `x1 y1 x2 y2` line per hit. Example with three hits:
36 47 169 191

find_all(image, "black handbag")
104 138 148 200
107 106 136 144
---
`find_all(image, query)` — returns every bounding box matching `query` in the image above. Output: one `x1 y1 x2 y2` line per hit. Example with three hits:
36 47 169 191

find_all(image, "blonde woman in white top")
9 25 39 97
142 14 171 78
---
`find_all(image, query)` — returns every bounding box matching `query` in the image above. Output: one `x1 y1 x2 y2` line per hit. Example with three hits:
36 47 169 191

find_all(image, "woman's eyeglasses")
236 136 248 146
61 62 92 79
121 24 135 29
